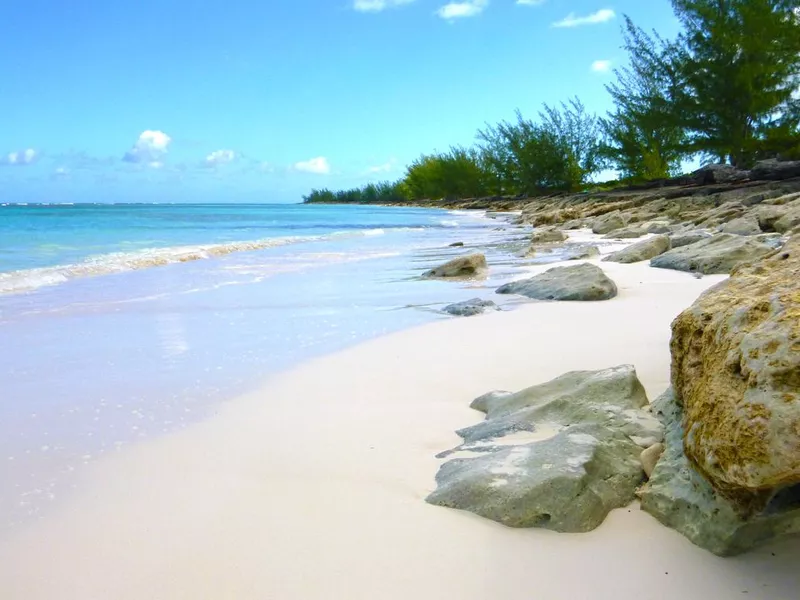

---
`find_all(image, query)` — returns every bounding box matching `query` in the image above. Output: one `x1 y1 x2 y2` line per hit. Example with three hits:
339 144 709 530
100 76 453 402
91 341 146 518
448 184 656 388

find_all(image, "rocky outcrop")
422 253 487 278
564 245 600 261
603 226 646 239
639 389 800 556
692 163 750 185
750 159 800 181
443 298 498 317
650 233 779 274
603 235 671 264
427 366 663 533
774 208 800 234
670 238 800 505
496 263 617 301
669 231 712 248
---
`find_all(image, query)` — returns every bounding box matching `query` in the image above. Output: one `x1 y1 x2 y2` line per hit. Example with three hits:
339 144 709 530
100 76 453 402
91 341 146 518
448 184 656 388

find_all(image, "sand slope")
1 260 798 599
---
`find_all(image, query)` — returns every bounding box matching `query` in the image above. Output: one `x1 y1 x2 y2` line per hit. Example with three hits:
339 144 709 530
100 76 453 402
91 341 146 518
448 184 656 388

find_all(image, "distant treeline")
305 0 800 205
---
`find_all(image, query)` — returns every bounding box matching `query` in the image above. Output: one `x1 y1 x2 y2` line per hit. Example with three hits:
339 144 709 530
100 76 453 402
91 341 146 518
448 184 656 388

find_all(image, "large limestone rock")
564 245 600 261
603 235 671 264
692 163 749 185
750 159 800 181
774 208 800 234
670 238 800 508
427 366 663 533
422 253 487 278
650 233 778 274
592 211 630 235
639 389 800 556
721 216 762 236
669 231 712 248
443 298 498 317
603 226 646 239
496 263 617 301
530 227 567 245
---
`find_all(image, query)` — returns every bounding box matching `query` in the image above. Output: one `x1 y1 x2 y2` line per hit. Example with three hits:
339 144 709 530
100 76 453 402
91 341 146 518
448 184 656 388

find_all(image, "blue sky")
0 0 680 203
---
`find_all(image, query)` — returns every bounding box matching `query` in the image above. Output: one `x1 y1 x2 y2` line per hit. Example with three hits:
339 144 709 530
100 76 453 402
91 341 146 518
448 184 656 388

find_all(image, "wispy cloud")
353 0 415 12
516 0 545 5
363 159 397 175
552 8 615 28
50 167 70 180
294 157 331 174
204 149 236 167
123 130 171 167
437 0 488 19
1 148 38 166
591 59 612 73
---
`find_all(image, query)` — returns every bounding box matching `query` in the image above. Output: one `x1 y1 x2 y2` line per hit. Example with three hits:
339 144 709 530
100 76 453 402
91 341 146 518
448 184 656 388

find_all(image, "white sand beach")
1 253 798 599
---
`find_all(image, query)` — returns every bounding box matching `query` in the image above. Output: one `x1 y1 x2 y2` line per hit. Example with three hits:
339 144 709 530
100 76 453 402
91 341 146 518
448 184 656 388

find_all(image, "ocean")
0 202 540 532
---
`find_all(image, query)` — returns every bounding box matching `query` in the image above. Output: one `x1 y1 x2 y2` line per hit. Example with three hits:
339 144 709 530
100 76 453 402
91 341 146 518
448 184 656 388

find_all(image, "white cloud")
552 8 615 28
353 0 415 12
51 166 70 180
294 157 331 174
437 0 488 19
364 159 397 175
1 148 38 166
516 0 545 5
591 59 612 73
204 149 236 167
123 130 171 165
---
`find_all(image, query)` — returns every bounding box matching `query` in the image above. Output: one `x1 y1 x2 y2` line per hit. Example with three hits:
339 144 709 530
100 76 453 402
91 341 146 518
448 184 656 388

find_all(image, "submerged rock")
448 241 465 247
650 233 777 274
427 366 662 533
670 237 800 504
496 263 617 301
422 253 487 278
639 389 800 556
603 235 671 264
443 298 498 317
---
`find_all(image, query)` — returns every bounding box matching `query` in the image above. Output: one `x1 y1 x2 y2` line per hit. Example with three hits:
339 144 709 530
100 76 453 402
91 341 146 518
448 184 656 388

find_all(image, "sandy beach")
1 244 798 600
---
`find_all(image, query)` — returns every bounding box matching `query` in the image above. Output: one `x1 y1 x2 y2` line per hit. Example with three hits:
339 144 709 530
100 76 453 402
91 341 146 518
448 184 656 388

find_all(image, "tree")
601 17 687 180
402 147 490 200
671 0 800 166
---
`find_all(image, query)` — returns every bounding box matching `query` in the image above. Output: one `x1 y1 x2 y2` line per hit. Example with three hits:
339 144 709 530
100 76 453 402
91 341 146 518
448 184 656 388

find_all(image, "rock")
640 443 665 479
530 227 567 244
750 159 800 181
752 205 788 232
696 202 746 229
639 389 800 556
721 216 763 236
650 233 777 274
443 298 498 317
670 237 800 506
562 218 586 230
496 263 617 301
592 211 630 235
774 208 800 234
564 245 600 261
692 163 750 185
644 221 673 234
422 253 487 278
427 366 662 533
603 235 671 264
448 242 465 247
669 230 712 248
603 226 646 239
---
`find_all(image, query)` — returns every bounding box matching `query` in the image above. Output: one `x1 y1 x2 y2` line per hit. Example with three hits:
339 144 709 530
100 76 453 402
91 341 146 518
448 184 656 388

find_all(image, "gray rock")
448 242 465 247
496 263 617 301
650 234 777 274
422 253 487 278
774 208 800 234
427 366 662 533
721 216 762 236
564 245 600 261
668 231 712 248
752 205 788 232
530 227 567 244
639 389 800 556
603 235 671 264
692 163 750 185
750 159 800 181
592 211 630 235
644 221 673 234
443 298 498 317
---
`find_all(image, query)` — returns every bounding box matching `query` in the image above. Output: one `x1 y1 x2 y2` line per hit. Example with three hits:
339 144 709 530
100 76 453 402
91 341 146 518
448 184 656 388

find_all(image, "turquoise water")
0 202 535 532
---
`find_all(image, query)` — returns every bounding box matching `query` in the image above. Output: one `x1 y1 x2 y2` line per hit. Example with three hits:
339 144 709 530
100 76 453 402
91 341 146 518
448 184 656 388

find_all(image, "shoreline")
2 233 798 599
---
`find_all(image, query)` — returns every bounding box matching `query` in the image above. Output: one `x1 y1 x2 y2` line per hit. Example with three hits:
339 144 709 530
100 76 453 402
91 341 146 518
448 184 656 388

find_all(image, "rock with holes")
592 211 630 235
669 237 800 511
650 233 779 274
422 253 487 278
721 216 763 236
639 389 800 556
669 230 713 249
426 366 663 532
496 263 617 301
530 227 568 245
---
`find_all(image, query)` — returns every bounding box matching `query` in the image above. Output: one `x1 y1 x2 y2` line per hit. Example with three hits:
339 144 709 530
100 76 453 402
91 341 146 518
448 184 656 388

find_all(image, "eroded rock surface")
496 263 617 301
650 233 778 274
423 253 487 278
603 235 671 264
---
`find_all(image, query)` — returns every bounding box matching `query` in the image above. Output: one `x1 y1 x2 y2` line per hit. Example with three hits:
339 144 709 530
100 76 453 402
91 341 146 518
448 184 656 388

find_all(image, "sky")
0 0 681 203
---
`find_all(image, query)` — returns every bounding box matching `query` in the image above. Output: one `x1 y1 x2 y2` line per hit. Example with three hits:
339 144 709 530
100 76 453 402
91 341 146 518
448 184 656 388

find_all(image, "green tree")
601 17 687 180
402 147 490 200
671 0 800 166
